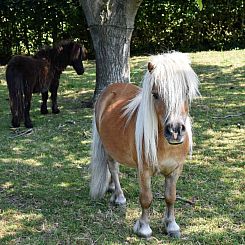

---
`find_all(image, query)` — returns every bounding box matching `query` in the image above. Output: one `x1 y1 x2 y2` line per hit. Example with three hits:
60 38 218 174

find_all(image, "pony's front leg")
163 168 181 238
50 79 60 114
41 91 49 114
108 158 126 205
134 169 153 238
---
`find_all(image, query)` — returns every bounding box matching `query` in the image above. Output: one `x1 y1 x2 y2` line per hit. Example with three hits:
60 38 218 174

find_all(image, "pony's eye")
152 92 159 100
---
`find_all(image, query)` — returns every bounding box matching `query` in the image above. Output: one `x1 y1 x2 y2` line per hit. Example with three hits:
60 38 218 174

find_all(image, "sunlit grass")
0 50 244 244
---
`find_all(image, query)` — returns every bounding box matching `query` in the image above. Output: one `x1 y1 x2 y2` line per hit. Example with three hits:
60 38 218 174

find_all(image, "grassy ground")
0 50 244 244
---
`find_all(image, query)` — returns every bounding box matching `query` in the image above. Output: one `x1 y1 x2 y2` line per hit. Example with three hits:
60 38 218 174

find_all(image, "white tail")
90 117 110 199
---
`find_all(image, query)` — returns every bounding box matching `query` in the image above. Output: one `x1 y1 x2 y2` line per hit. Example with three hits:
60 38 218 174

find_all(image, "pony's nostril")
164 124 172 136
180 124 186 133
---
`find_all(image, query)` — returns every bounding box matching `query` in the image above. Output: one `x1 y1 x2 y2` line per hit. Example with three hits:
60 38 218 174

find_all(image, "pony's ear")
148 62 155 73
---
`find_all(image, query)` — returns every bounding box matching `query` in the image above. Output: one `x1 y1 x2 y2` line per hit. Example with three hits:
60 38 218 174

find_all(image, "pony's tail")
90 117 110 199
6 66 24 125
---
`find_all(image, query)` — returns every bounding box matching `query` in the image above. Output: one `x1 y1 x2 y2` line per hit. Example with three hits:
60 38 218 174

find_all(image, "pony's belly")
96 83 140 169
101 139 137 168
32 84 49 93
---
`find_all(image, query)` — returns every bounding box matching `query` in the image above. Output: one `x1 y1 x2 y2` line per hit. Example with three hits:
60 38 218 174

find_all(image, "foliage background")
133 0 245 54
0 0 244 64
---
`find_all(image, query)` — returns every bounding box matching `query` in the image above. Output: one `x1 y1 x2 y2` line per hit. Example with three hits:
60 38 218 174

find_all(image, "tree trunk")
80 0 143 101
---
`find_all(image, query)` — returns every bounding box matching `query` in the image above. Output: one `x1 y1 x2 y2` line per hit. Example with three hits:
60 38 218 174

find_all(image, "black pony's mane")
34 40 82 72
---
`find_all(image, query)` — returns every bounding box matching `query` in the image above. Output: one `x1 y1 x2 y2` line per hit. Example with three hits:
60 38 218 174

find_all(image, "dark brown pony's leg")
50 79 60 114
11 106 21 128
24 91 33 128
134 168 153 237
41 91 49 114
163 167 182 238
12 116 20 128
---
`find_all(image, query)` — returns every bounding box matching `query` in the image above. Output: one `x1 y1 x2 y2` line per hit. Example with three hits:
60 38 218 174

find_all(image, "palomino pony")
6 40 86 128
90 52 199 238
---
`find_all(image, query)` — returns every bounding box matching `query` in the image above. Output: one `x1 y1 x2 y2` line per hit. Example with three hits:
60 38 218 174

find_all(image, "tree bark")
80 0 143 101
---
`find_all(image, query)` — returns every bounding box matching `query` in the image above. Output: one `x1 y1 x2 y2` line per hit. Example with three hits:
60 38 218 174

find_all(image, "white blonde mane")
124 52 200 169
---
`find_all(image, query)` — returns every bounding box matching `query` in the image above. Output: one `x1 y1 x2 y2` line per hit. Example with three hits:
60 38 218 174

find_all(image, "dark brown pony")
6 40 85 128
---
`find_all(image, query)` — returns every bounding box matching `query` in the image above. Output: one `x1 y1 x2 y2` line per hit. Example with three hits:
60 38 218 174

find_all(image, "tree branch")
10 128 33 138
176 195 196 206
212 112 245 119
155 193 196 206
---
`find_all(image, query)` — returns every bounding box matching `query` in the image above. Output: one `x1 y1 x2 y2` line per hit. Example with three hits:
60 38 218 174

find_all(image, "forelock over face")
152 86 166 117
72 44 81 59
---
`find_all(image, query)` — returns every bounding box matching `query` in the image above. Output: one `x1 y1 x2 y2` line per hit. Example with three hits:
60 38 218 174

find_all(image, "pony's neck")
51 49 70 72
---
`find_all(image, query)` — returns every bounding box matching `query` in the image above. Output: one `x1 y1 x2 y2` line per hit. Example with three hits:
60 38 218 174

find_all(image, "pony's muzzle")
164 122 186 145
72 60 84 75
76 66 84 75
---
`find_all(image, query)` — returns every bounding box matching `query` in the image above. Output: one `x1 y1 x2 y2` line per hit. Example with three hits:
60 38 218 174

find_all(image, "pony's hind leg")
107 174 115 192
134 168 153 238
24 92 33 128
11 117 20 128
107 157 126 205
41 91 49 114
163 168 181 238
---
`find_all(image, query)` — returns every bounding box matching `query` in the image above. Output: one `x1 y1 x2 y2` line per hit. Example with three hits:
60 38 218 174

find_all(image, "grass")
0 50 244 244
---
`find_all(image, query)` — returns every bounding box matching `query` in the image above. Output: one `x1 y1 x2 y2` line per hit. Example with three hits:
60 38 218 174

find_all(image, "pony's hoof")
41 109 48 114
133 220 152 238
115 195 126 205
52 108 60 114
168 230 181 238
110 193 126 205
25 122 33 128
41 104 48 114
164 218 180 238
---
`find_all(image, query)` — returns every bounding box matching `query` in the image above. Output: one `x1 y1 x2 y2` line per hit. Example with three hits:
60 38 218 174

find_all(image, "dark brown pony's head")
34 40 86 75
65 42 86 75
55 40 86 75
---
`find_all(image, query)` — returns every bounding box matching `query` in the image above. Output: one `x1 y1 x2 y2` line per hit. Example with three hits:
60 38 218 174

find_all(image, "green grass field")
0 50 244 244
